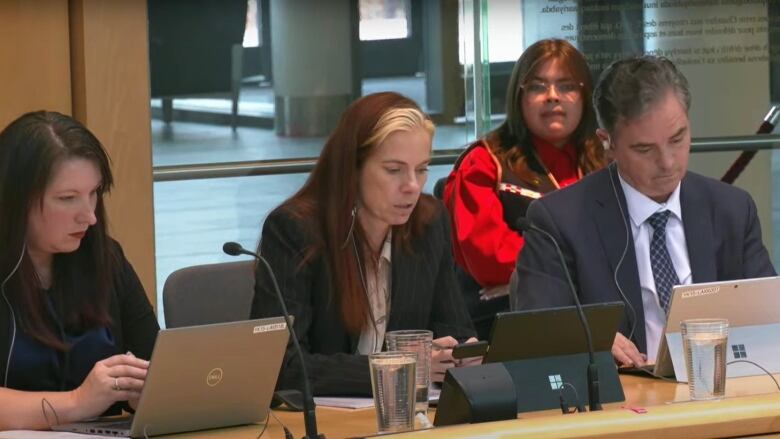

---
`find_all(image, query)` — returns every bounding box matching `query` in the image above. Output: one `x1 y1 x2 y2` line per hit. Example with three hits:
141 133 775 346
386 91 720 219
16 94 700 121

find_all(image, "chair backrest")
433 176 448 200
163 260 255 328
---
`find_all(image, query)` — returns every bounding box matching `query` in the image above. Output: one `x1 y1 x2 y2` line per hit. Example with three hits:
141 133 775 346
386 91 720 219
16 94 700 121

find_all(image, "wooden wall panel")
0 0 71 126
69 0 157 306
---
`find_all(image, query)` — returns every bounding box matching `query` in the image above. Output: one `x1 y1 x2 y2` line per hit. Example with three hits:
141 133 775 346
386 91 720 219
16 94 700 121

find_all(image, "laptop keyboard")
80 419 132 436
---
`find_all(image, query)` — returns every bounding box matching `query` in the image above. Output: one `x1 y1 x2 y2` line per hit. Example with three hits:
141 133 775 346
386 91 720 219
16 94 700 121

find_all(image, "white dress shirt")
357 231 393 355
618 174 692 361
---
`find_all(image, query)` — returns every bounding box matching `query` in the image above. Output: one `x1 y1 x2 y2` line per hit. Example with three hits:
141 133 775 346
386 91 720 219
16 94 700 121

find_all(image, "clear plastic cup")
384 330 432 417
368 351 417 434
681 318 728 400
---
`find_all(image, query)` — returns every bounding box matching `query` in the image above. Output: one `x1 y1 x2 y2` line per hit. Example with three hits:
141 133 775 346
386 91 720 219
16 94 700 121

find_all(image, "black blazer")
511 165 776 353
0 241 159 388
251 197 475 396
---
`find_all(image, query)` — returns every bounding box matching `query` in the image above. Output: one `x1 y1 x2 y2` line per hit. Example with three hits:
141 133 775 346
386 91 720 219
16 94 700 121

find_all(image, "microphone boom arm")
517 220 602 411
224 242 324 439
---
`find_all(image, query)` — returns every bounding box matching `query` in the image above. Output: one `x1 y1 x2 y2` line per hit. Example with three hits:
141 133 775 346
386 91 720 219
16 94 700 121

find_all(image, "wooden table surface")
159 373 780 438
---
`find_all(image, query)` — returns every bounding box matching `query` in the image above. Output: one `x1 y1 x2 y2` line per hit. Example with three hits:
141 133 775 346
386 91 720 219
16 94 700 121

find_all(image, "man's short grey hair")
593 56 691 134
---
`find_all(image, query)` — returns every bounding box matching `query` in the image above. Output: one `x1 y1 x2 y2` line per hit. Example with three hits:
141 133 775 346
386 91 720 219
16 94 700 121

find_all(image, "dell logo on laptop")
548 374 563 390
206 368 224 387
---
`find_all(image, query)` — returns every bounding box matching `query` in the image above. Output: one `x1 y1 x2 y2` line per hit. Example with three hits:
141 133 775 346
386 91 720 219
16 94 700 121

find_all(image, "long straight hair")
490 39 605 175
270 92 436 334
0 111 115 350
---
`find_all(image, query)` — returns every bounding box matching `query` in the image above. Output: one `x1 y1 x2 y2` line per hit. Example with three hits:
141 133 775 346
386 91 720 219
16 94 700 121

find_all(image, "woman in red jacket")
443 39 605 339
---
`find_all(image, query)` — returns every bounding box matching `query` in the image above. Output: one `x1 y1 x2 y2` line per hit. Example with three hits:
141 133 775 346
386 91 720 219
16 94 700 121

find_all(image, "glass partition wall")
150 0 479 322
150 0 780 323
467 0 779 273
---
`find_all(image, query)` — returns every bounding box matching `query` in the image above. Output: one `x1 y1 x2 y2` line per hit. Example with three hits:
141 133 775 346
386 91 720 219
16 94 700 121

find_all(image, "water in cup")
681 319 728 401
385 330 432 418
415 384 428 414
369 352 416 434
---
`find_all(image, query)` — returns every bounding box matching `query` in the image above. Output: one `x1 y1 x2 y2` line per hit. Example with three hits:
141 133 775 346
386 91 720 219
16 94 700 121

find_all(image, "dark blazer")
511 165 776 353
251 197 476 396
0 241 159 388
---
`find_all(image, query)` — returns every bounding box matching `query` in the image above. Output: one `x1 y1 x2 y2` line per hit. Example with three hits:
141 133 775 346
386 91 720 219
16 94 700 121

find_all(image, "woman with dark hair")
0 111 159 429
443 39 606 339
251 92 477 396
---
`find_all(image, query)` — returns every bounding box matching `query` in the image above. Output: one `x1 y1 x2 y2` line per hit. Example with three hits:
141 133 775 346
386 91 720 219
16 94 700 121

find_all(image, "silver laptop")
649 276 780 381
54 316 289 437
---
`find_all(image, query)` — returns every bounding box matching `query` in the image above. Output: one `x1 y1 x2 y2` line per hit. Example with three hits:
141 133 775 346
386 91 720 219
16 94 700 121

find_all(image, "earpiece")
341 205 358 249
596 129 611 150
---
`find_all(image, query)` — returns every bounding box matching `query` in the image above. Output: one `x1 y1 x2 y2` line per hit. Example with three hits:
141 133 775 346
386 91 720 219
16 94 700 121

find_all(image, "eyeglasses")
521 81 583 100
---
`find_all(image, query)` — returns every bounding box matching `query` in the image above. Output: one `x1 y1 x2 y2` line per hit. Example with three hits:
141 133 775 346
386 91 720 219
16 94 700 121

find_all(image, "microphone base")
587 362 602 411
302 408 323 439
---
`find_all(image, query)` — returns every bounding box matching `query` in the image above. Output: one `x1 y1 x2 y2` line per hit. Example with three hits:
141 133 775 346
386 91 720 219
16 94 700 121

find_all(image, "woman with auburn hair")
443 39 606 339
0 111 158 429
251 92 477 396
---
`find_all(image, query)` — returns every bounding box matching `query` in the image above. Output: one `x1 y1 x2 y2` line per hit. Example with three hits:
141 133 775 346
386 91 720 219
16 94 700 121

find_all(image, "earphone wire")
727 360 780 392
345 204 387 352
2 242 25 387
557 382 584 413
608 162 638 342
351 233 383 353
341 206 357 249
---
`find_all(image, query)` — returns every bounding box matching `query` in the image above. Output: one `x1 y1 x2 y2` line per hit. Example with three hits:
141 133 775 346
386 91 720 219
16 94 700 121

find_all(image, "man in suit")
510 56 776 367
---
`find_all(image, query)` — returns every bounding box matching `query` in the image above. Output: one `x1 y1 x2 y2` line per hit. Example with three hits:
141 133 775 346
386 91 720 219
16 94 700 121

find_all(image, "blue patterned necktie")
648 210 679 312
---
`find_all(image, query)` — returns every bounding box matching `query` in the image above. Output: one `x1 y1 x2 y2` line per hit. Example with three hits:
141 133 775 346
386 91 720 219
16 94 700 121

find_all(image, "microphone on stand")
721 106 780 184
223 242 325 439
515 218 602 411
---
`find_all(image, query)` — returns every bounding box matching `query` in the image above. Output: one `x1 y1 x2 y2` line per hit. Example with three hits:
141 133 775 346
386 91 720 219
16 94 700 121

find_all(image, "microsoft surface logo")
548 374 563 390
731 344 747 359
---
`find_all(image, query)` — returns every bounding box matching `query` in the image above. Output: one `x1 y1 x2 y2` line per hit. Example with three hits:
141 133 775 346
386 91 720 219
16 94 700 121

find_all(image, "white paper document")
313 385 441 410
313 396 374 409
